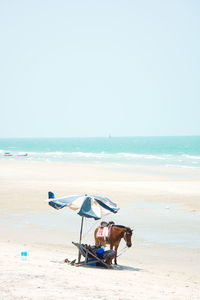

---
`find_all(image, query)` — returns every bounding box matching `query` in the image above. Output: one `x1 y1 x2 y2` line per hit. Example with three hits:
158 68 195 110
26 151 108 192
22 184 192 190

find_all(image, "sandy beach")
0 160 200 299
1 0 199 297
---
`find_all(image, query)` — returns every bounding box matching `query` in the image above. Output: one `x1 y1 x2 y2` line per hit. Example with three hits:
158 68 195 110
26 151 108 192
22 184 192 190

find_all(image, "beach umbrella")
48 191 119 261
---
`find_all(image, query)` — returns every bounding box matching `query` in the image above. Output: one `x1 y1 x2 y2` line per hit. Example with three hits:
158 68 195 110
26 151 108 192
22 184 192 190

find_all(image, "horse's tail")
94 227 97 238
94 227 103 247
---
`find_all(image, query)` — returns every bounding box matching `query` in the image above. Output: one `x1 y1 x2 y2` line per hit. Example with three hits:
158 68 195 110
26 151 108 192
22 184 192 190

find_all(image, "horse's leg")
108 243 116 265
109 242 119 265
114 243 119 265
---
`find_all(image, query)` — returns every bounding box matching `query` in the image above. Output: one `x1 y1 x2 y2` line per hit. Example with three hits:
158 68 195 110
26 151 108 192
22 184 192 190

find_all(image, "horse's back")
94 225 122 246
94 226 110 246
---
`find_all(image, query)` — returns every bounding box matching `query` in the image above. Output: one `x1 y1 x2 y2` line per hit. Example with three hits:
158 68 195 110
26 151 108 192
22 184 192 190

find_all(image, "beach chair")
72 242 111 268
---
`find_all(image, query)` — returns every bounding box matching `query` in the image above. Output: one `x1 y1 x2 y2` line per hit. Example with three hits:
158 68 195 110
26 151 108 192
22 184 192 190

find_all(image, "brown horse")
94 225 133 265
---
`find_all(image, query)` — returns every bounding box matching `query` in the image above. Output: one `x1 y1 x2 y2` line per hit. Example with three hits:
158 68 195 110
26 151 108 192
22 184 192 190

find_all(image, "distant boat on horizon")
4 152 12 156
15 153 28 157
3 152 28 157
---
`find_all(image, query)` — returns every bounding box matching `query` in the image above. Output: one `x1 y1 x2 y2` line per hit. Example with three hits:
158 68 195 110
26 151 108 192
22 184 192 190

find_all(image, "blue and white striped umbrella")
48 191 119 220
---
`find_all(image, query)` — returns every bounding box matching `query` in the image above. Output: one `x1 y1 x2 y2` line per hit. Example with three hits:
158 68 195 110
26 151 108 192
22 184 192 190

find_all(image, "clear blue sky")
0 0 199 137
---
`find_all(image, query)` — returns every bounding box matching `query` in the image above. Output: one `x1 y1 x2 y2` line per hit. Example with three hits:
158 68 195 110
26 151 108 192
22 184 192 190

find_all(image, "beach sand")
0 160 200 299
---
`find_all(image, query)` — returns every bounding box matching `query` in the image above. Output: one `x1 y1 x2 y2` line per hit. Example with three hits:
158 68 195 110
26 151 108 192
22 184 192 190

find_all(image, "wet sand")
0 160 200 299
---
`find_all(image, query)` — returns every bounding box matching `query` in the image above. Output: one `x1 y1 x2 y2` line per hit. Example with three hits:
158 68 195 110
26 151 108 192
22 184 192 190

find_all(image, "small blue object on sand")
21 251 27 260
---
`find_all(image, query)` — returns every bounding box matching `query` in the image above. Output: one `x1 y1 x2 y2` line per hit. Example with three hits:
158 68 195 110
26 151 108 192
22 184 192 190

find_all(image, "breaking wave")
5 151 198 168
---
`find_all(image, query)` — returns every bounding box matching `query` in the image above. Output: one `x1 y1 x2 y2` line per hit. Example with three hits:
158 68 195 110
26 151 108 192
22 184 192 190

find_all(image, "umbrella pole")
78 216 84 263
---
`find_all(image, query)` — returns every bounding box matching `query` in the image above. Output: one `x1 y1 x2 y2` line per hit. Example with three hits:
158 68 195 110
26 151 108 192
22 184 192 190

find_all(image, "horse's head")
124 227 133 248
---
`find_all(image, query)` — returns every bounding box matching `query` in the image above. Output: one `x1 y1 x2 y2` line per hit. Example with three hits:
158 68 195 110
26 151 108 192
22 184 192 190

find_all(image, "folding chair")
72 242 111 268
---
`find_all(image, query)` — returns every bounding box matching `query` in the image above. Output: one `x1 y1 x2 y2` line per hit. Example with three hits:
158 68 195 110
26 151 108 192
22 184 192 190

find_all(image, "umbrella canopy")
48 191 119 220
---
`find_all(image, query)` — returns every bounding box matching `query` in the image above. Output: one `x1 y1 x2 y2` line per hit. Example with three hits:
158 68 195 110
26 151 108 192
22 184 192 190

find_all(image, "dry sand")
0 160 200 299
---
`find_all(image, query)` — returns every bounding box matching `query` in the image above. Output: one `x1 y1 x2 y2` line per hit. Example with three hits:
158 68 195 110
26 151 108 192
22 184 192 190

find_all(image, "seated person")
89 245 116 266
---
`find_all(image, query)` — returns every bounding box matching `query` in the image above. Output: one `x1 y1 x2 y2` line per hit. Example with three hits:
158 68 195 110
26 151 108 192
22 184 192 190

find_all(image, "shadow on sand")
113 265 141 271
53 259 142 272
77 263 141 271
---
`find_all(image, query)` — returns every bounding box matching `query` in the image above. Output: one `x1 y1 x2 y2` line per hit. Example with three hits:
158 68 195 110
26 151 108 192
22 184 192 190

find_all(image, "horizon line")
0 135 200 139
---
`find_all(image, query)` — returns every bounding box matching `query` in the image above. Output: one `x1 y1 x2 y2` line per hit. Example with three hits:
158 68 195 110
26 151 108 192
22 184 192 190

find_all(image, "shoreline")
1 159 200 209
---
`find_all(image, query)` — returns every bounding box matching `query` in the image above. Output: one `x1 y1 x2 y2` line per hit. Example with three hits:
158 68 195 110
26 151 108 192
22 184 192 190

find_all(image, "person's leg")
104 250 116 265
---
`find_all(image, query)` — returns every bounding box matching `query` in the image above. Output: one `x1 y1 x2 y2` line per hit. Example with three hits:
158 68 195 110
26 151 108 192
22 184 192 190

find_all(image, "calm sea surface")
1 136 200 168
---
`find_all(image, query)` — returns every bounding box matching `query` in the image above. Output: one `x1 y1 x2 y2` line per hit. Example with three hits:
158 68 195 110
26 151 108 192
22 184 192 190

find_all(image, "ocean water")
0 136 200 168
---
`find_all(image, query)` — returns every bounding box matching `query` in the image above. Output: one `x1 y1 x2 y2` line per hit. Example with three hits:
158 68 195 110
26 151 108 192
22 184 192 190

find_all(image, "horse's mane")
113 225 131 231
113 225 126 228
